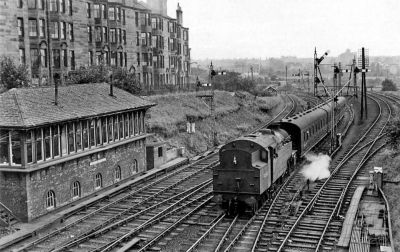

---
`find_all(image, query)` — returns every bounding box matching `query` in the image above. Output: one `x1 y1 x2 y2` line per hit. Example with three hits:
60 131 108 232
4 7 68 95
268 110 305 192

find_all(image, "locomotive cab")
214 129 292 215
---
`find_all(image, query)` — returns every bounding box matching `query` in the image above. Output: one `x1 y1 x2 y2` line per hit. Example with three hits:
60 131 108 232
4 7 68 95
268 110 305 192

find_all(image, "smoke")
301 153 331 181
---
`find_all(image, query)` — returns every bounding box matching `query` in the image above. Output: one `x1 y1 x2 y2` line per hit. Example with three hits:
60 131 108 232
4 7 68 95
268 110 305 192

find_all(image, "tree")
381 78 397 91
0 57 30 90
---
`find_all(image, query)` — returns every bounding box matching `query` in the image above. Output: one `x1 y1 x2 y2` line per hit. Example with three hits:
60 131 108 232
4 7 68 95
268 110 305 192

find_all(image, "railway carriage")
273 96 347 157
214 96 347 215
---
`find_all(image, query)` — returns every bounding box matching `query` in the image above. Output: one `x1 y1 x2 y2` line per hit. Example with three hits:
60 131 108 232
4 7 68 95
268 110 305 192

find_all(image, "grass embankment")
374 150 400 250
146 90 289 156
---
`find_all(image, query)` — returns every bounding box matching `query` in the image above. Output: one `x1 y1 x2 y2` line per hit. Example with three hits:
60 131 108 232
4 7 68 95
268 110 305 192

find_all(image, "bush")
66 65 140 94
386 117 400 151
0 57 30 90
382 78 397 91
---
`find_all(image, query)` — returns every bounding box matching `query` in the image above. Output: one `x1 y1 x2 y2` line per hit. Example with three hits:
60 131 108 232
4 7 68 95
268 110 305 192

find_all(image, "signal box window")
158 147 163 157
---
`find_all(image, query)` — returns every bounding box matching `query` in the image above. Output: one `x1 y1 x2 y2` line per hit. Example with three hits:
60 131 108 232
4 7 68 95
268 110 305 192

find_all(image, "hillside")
145 91 298 156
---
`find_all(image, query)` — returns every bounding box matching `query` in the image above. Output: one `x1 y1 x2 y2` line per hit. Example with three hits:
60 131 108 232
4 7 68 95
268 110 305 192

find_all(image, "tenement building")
0 83 155 221
0 0 191 91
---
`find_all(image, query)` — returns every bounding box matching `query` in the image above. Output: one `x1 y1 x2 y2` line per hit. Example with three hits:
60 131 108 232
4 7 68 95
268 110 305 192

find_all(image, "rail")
277 95 386 251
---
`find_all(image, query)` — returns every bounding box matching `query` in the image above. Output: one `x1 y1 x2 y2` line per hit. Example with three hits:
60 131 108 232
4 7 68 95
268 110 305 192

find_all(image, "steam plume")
301 153 331 181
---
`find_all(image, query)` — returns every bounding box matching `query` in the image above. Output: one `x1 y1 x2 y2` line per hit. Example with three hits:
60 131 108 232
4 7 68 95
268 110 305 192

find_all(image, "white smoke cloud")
301 153 331 181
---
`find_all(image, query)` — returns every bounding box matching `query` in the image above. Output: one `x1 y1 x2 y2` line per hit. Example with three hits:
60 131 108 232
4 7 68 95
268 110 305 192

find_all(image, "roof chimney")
109 74 114 96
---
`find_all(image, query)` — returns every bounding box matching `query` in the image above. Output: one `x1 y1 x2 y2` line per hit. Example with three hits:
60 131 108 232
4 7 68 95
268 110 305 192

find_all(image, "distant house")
263 85 278 96
0 83 155 221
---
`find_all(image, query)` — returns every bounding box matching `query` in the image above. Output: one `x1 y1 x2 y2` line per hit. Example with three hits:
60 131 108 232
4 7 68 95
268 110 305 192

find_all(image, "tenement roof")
0 83 156 128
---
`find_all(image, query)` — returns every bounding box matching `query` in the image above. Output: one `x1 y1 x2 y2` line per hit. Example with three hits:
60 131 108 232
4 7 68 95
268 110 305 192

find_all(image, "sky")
157 0 400 59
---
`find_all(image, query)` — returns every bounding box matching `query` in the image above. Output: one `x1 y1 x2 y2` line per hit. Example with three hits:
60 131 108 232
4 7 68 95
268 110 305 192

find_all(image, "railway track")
273 94 391 252
106 94 299 252
5 94 298 252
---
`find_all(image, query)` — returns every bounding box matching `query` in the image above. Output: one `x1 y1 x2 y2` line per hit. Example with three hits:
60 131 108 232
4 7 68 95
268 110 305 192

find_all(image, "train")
213 97 347 215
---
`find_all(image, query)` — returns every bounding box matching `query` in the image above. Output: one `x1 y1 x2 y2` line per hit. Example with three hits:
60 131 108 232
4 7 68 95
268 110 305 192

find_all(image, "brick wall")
0 172 28 222
1 138 145 221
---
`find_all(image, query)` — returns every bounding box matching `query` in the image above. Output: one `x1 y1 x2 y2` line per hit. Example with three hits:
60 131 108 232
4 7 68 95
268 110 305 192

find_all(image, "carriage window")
260 150 267 162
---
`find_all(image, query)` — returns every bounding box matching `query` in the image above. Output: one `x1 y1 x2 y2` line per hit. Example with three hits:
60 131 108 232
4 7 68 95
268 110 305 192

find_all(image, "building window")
72 181 80 198
0 130 9 165
115 166 121 181
17 0 23 8
102 4 107 19
151 18 157 29
122 30 126 44
61 49 67 67
119 114 124 138
38 19 45 37
135 12 139 26
95 26 101 42
110 28 116 43
124 52 127 67
82 121 89 148
73 122 81 151
49 0 57 12
86 3 91 18
94 4 100 18
52 126 59 157
51 22 59 39
29 19 37 37
60 22 66 39
141 33 146 45
133 159 138 173
103 27 107 42
89 51 93 65
113 115 118 140
119 52 123 67
28 0 36 9
108 7 115 20
87 26 92 42
46 190 56 209
95 173 102 189
116 7 120 21
36 0 43 9
68 23 74 41
67 122 75 153
59 0 65 13
35 129 43 161
158 147 163 157
44 128 51 159
53 49 60 68
122 9 126 24
101 118 107 143
107 117 113 142
26 131 33 163
30 48 39 69
67 0 72 15
10 132 21 165
70 50 75 70
96 119 101 145
118 28 122 43
90 120 95 147
17 18 24 37
129 113 134 136
110 51 116 66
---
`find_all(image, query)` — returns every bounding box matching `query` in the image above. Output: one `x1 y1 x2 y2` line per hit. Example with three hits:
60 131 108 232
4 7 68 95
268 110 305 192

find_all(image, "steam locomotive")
213 97 347 215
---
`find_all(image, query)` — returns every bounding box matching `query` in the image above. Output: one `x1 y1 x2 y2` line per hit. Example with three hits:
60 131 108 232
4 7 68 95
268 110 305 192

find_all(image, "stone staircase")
0 203 18 227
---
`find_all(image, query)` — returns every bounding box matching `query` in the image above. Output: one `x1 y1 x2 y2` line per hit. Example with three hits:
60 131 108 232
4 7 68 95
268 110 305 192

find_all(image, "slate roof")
0 83 156 129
